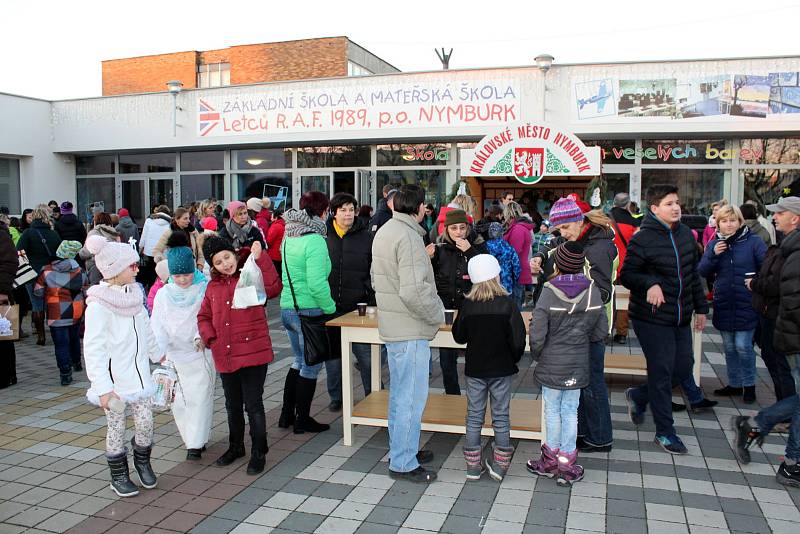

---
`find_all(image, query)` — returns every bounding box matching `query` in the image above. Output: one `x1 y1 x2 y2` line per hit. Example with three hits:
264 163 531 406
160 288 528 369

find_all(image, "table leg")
371 344 381 393
341 329 354 446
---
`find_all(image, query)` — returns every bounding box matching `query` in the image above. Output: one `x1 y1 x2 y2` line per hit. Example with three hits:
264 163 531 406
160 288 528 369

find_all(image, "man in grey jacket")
372 184 444 483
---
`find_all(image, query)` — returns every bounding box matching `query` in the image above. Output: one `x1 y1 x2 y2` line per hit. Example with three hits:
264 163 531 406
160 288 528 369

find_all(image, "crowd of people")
0 181 798 496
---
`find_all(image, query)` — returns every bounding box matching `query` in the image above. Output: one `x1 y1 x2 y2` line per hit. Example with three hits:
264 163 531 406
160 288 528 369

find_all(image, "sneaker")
671 402 687 412
576 437 612 453
329 401 343 412
416 450 434 464
625 388 646 426
776 461 800 488
389 466 437 483
730 415 762 464
654 434 688 455
613 334 627 345
60 374 73 386
690 398 718 413
186 448 202 460
714 385 743 396
742 386 756 404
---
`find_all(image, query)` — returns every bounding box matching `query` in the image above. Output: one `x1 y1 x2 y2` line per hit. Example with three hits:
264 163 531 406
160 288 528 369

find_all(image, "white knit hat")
468 254 501 284
85 234 140 279
246 197 263 212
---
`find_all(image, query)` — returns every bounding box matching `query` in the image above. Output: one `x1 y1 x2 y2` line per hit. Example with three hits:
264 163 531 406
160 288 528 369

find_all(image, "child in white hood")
151 246 214 460
83 234 162 498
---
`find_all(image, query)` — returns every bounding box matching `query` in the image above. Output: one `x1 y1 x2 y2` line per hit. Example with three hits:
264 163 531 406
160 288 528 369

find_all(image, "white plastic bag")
152 361 178 411
233 254 266 309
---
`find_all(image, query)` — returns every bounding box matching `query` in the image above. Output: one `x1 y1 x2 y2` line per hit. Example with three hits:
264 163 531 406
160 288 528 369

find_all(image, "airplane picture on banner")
574 79 616 120
460 122 601 185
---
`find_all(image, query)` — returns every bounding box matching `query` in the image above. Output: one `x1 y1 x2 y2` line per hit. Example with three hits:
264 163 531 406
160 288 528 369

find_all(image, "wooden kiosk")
332 122 702 446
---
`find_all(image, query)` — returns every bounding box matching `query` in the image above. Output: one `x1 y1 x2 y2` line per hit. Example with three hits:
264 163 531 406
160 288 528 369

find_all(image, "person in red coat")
197 236 282 475
266 209 286 276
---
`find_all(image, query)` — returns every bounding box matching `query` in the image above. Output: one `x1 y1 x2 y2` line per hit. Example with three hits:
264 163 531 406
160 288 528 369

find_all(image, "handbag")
282 243 341 366
0 304 20 341
14 253 37 289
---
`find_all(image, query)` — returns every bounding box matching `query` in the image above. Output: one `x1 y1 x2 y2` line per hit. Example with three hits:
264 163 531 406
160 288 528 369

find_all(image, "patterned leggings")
105 398 154 455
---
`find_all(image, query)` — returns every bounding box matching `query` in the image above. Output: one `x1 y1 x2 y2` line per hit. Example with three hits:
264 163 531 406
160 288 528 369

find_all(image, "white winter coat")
84 283 161 405
151 287 205 364
140 215 171 257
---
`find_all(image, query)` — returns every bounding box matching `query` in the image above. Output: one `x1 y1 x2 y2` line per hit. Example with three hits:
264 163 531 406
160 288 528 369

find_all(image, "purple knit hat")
548 197 584 227
60 201 73 215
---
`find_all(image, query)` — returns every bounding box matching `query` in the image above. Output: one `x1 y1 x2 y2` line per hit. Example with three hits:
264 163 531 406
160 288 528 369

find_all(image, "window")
640 140 727 164
376 169 448 209
742 168 800 209
76 155 115 175
347 61 372 77
180 151 224 171
582 140 636 164
181 174 225 206
234 148 291 170
740 138 800 165
0 158 21 214
197 63 231 88
297 146 370 168
77 177 115 225
119 153 176 173
236 173 292 211
641 169 724 215
377 144 449 166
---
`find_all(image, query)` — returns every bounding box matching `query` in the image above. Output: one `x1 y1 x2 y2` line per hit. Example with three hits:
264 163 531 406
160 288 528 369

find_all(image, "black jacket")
775 230 800 353
0 223 17 296
452 295 525 379
751 245 784 320
217 222 265 250
326 217 375 313
369 199 392 234
620 213 708 327
16 220 62 272
54 214 87 244
609 207 641 228
431 233 487 310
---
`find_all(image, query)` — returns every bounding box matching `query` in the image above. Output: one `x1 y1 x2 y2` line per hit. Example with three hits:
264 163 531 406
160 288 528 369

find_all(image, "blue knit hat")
166 247 195 275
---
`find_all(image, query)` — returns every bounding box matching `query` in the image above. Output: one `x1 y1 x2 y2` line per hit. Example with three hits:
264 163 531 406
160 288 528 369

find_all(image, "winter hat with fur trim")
85 234 139 279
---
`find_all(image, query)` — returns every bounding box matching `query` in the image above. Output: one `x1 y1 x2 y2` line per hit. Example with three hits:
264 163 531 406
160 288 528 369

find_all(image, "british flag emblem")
198 99 220 136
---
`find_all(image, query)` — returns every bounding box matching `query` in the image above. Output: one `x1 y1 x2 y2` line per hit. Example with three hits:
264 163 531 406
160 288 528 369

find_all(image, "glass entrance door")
119 177 176 225
600 168 638 208
300 172 333 197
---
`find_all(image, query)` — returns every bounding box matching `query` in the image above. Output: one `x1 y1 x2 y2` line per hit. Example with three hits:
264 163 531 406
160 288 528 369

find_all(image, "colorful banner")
196 75 521 137
460 122 602 185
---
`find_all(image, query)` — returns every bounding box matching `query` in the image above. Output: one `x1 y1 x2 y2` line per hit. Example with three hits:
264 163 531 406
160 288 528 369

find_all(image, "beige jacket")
152 228 204 270
371 212 444 342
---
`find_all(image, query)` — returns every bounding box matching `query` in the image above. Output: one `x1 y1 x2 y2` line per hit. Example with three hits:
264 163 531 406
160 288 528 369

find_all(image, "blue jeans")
326 343 374 404
544 387 581 454
26 282 44 312
386 339 430 473
281 308 324 379
755 354 800 461
50 324 81 376
577 340 613 447
720 329 757 387
512 283 524 309
681 376 704 405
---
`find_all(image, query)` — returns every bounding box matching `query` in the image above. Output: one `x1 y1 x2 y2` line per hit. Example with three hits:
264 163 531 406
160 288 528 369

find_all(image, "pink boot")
526 443 559 478
556 449 584 486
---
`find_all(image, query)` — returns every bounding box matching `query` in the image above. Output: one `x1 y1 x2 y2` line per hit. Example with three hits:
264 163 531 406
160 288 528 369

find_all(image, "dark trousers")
759 317 797 401
755 394 800 461
137 256 157 290
0 341 16 388
50 324 82 377
220 363 268 454
439 348 461 395
577 340 613 446
272 259 282 277
629 320 694 436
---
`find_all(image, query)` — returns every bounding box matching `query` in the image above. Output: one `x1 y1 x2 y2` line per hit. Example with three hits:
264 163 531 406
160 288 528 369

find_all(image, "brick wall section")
102 37 349 96
102 51 199 96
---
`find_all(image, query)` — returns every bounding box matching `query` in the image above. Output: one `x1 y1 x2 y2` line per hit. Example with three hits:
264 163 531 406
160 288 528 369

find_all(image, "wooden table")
328 291 703 446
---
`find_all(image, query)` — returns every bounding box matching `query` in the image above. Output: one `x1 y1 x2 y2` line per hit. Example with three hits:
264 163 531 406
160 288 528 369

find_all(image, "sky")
3 0 800 101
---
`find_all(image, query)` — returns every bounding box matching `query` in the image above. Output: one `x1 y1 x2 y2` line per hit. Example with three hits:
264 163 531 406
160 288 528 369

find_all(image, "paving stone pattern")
0 301 798 533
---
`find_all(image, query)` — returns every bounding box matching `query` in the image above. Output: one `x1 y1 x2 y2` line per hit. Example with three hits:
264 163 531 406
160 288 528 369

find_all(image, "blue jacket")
486 238 521 294
698 226 766 332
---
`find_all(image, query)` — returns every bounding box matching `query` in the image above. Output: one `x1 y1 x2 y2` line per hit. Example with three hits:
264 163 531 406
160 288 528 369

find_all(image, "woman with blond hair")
699 204 766 403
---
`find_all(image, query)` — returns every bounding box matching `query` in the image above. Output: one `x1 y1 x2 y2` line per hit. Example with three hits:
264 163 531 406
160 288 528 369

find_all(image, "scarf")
225 217 254 249
86 282 144 316
283 208 327 238
163 270 207 308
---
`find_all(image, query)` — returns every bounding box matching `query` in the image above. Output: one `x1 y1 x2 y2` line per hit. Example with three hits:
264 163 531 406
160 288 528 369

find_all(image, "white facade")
2 54 800 215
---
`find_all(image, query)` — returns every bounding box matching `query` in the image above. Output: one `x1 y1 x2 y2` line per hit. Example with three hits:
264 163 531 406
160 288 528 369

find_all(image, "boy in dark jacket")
426 209 487 395
452 254 525 482
527 242 607 486
33 240 88 385
54 202 87 244
620 185 708 455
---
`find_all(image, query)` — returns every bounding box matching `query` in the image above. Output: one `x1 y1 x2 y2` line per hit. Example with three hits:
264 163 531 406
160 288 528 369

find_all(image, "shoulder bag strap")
34 230 54 257
608 217 628 248
282 240 300 312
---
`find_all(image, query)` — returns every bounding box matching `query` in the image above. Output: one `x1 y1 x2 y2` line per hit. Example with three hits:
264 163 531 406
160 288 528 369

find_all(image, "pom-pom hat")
548 197 584 227
246 198 263 212
467 254 501 284
202 235 236 265
200 216 218 231
85 234 139 279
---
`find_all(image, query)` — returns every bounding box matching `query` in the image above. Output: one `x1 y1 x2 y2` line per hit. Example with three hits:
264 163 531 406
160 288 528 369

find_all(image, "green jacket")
280 233 336 314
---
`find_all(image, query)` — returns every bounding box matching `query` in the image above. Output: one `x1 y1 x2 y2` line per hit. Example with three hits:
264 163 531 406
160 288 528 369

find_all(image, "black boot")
279 368 299 429
32 311 46 346
106 451 139 497
743 386 756 404
247 410 268 475
215 443 246 466
714 385 743 396
130 437 157 489
294 376 330 434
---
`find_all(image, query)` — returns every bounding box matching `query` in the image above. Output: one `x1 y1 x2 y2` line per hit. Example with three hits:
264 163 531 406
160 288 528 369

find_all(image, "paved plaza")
0 301 799 533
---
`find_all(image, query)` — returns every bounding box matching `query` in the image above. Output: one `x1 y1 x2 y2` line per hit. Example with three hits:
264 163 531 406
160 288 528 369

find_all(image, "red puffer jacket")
197 251 283 373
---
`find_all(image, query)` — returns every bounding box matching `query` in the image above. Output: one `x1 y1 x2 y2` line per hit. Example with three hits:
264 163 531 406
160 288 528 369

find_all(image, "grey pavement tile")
709 469 748 485
277 510 326 532
0 501 30 523
315 516 362 533
70 495 115 516
683 493 723 512
331 500 375 521
251 474 291 491
34 510 87 532
723 513 772 534
354 522 400 534
606 484 644 502
297 496 341 516
340 456 380 473
606 460 642 473
379 488 423 509
190 516 239 534
456 483 498 503
641 463 677 477
37 490 85 510
719 498 764 516
522 525 564 534
243 506 292 528
743 473 787 490
675 466 713 481
439 514 485 534
530 491 570 510
402 510 447 531
566 510 606 532
365 505 412 527
312 482 354 500
643 488 683 506
282 477 323 496
232 486 276 506
213 500 260 521
606 515 648 534
526 506 567 527
449 498 493 519
5 505 58 528
606 498 646 519
15 486 60 506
